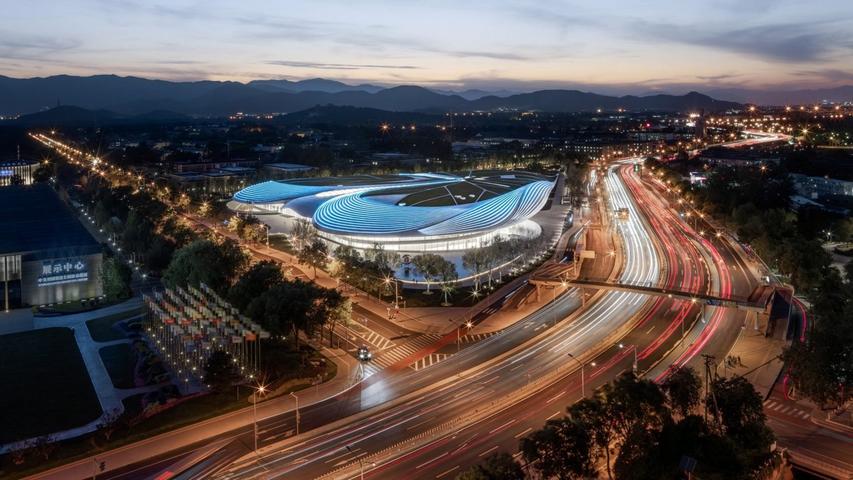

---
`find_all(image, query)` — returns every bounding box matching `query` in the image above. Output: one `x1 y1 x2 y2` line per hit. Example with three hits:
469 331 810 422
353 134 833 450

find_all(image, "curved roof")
232 173 554 238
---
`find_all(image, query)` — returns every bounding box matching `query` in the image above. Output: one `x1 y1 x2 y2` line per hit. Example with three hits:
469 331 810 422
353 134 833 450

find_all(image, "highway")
27 130 766 479
103 160 757 480
208 162 745 479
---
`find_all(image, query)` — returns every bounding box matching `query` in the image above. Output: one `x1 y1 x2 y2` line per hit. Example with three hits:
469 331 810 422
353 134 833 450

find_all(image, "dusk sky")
4 0 853 94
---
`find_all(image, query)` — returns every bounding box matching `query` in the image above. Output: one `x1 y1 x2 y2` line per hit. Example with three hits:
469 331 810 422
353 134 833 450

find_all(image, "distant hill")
0 74 741 116
275 105 441 126
5 105 191 127
248 78 385 94
706 86 853 106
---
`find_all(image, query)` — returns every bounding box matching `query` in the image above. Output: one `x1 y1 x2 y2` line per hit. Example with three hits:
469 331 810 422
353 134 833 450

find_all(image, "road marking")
406 418 433 431
489 419 516 434
514 427 533 439
546 391 566 404
645 325 656 334
546 410 561 420
435 466 460 479
416 451 449 469
478 446 499 457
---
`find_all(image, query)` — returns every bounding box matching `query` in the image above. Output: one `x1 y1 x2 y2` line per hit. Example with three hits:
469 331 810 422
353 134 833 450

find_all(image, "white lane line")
416 451 448 469
478 446 499 457
435 466 460 479
514 427 533 439
546 391 566 405
489 419 516 434
546 410 561 420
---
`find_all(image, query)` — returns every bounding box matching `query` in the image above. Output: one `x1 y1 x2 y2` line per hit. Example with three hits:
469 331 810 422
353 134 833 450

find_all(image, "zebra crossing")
411 353 452 371
764 399 811 420
360 330 395 350
459 331 502 344
362 334 442 377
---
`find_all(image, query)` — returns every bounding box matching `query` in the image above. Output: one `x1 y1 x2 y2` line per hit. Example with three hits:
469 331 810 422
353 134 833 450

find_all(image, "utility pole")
702 354 718 424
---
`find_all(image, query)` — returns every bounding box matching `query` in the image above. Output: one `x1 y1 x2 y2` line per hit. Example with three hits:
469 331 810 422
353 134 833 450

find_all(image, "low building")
698 146 781 167
0 159 39 186
0 184 103 309
791 173 853 199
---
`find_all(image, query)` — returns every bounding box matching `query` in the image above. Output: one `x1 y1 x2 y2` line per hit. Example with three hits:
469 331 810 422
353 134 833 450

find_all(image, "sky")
3 0 853 94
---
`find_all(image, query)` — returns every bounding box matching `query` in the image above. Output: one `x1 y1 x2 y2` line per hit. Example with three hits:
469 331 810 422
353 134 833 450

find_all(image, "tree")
245 279 342 351
462 247 487 291
144 235 176 273
441 282 456 307
298 239 328 279
101 256 133 299
163 238 249 295
32 164 52 183
707 376 775 466
228 260 285 311
521 416 597 479
292 218 317 249
203 350 241 392
412 253 456 295
456 452 525 480
661 366 702 418
9 173 24 185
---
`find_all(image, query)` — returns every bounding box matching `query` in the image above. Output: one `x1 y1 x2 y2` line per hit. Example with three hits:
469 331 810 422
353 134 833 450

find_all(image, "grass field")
0 328 101 444
100 343 135 389
86 308 143 342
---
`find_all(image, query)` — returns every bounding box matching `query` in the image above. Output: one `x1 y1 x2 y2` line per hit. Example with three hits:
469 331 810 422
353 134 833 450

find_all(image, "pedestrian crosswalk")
361 330 395 350
411 353 452 371
764 399 811 420
459 331 502 344
362 334 442 377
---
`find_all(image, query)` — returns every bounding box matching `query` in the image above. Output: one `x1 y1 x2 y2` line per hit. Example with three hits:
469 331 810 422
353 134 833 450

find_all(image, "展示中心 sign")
38 258 88 287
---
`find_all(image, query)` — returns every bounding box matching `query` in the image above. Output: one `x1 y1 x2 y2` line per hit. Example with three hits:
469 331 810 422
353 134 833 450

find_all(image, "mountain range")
0 74 748 118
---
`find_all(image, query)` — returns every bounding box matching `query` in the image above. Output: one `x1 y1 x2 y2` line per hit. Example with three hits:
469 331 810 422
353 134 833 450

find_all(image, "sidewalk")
718 321 787 399
26 345 359 480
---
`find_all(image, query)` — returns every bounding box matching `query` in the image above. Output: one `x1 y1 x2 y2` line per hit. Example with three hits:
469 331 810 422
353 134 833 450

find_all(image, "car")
357 346 372 361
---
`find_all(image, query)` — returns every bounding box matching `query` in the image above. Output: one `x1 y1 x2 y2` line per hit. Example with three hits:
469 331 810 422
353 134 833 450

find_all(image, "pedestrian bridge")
530 275 778 312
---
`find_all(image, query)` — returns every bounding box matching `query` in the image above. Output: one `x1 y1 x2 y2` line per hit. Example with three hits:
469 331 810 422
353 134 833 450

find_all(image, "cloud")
634 20 852 63
0 32 80 61
792 68 853 83
267 60 419 70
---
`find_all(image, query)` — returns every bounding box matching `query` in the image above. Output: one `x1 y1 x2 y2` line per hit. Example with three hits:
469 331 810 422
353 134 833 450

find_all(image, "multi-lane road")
175 161 759 480
27 133 797 480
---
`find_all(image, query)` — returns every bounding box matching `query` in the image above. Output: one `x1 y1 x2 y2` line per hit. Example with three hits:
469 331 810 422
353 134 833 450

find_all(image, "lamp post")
618 343 638 373
385 276 399 310
457 320 473 353
567 353 586 398
291 392 300 435
253 384 267 453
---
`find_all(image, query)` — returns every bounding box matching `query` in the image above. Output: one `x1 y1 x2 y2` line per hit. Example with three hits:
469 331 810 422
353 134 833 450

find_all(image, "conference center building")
0 185 103 309
229 171 555 254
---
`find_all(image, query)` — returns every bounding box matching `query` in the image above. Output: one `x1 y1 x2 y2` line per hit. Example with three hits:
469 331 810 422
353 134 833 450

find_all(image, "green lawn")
86 308 143 342
0 328 101 444
268 234 296 254
100 343 135 389
0 340 337 479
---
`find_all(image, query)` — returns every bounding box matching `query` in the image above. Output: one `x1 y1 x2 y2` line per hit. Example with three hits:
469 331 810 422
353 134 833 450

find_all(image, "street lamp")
291 392 300 435
253 384 267 453
618 343 638 373
567 353 586 397
457 320 474 353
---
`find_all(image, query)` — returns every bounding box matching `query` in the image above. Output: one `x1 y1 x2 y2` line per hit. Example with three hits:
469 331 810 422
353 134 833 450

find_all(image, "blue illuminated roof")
232 172 554 237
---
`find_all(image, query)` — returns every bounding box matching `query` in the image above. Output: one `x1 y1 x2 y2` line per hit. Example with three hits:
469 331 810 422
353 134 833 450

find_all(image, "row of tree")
459 369 776 480
644 158 851 410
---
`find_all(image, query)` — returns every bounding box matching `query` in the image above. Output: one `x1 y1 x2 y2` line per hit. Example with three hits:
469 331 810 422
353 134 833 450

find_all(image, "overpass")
530 271 778 312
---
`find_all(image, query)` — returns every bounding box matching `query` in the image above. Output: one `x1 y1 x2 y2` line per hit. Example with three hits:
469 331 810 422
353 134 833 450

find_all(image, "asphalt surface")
77 161 762 480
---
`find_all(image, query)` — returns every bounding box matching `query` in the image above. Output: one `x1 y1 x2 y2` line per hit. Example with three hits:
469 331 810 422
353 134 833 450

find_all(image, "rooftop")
0 184 100 256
